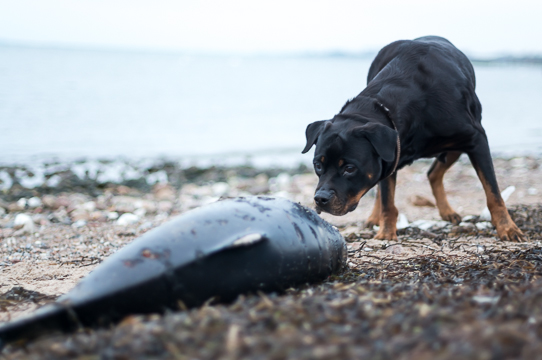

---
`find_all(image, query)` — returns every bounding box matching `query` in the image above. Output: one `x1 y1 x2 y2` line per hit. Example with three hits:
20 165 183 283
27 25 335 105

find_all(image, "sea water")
0 45 541 168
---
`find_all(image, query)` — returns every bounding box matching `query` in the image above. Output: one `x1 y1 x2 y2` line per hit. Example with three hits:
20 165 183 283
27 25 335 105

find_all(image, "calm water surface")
0 45 541 167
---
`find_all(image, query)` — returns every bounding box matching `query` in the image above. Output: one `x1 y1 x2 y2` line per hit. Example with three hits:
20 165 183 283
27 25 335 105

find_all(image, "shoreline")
1 153 540 197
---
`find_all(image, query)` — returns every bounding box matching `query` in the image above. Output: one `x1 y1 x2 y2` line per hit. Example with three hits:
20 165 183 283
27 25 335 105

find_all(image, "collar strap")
376 101 401 179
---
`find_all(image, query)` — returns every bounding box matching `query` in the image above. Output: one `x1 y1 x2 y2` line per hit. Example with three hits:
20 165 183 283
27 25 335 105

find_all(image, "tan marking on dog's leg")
374 173 398 240
365 186 381 228
468 146 525 242
477 171 524 241
427 151 462 224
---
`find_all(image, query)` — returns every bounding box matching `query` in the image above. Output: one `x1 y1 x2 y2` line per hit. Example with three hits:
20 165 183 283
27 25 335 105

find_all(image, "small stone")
134 200 157 213
17 198 27 209
51 208 70 224
472 295 500 305
107 212 119 220
13 214 35 234
0 207 6 216
116 185 133 195
411 195 435 207
396 213 409 229
476 221 493 230
111 196 137 213
418 303 431 317
41 195 58 209
70 208 90 221
72 220 87 228
117 213 139 226
528 187 538 195
55 196 72 208
211 182 229 197
80 201 96 212
461 215 477 222
134 208 147 217
8 203 22 212
89 211 106 222
32 214 50 226
458 222 476 229
410 219 450 231
153 184 176 200
27 197 42 208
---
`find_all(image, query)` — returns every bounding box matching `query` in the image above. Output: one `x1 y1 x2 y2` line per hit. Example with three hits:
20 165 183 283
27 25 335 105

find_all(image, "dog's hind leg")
467 137 525 242
374 173 398 240
427 151 462 224
365 186 381 229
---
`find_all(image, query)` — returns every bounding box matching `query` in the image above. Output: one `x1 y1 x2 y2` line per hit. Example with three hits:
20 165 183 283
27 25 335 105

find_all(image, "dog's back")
368 36 475 89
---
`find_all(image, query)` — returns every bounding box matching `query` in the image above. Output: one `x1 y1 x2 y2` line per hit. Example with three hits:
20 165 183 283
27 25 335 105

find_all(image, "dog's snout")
314 190 334 207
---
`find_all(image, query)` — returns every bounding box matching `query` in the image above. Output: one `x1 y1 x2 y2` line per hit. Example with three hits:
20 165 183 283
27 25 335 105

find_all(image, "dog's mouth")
315 199 356 216
314 190 367 216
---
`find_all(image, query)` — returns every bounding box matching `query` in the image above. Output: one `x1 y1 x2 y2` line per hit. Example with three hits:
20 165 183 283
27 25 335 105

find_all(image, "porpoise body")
0 197 346 346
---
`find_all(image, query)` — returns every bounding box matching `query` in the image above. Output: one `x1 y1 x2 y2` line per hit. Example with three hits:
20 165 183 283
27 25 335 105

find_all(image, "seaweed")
3 205 542 359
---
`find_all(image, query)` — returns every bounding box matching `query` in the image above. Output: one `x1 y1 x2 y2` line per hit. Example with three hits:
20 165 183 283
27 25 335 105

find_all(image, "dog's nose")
314 190 334 207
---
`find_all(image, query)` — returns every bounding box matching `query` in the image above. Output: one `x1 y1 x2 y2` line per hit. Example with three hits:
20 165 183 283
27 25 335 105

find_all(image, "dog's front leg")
374 173 398 240
467 137 525 242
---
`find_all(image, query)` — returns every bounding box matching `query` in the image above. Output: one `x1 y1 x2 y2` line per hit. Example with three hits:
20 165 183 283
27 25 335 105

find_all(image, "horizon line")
1 39 541 63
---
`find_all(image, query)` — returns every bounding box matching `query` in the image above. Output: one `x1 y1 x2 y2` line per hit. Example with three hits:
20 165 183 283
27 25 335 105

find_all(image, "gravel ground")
1 155 542 359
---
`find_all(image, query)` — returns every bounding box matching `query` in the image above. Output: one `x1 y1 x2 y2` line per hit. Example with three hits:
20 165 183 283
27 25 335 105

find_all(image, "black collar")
375 101 401 179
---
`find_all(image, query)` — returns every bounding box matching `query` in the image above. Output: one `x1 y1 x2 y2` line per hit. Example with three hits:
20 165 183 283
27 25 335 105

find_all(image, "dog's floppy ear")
302 120 329 154
352 123 397 162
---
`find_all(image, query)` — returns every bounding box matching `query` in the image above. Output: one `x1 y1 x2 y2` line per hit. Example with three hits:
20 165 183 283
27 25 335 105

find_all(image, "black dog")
302 36 524 242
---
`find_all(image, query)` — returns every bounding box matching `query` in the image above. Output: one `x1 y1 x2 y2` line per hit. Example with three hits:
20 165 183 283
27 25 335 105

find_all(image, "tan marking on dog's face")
338 159 344 167
320 156 325 163
367 173 373 180
346 188 370 209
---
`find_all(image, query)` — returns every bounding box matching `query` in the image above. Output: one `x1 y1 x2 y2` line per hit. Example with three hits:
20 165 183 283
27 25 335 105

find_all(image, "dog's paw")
497 224 526 242
374 228 398 241
441 212 462 225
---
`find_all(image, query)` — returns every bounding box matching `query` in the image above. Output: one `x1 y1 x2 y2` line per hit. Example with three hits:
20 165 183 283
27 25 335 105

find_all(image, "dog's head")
302 115 397 215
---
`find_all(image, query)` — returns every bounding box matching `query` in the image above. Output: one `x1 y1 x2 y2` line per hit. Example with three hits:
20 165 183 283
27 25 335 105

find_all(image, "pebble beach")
1 155 542 359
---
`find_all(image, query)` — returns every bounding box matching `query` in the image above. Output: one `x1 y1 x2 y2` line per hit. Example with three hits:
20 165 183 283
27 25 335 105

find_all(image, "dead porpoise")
0 196 346 347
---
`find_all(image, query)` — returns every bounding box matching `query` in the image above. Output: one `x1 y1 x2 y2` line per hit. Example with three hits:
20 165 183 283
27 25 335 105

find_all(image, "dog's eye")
343 165 356 175
314 163 323 174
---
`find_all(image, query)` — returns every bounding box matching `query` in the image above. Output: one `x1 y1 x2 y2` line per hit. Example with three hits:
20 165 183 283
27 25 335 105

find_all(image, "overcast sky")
1 0 541 56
